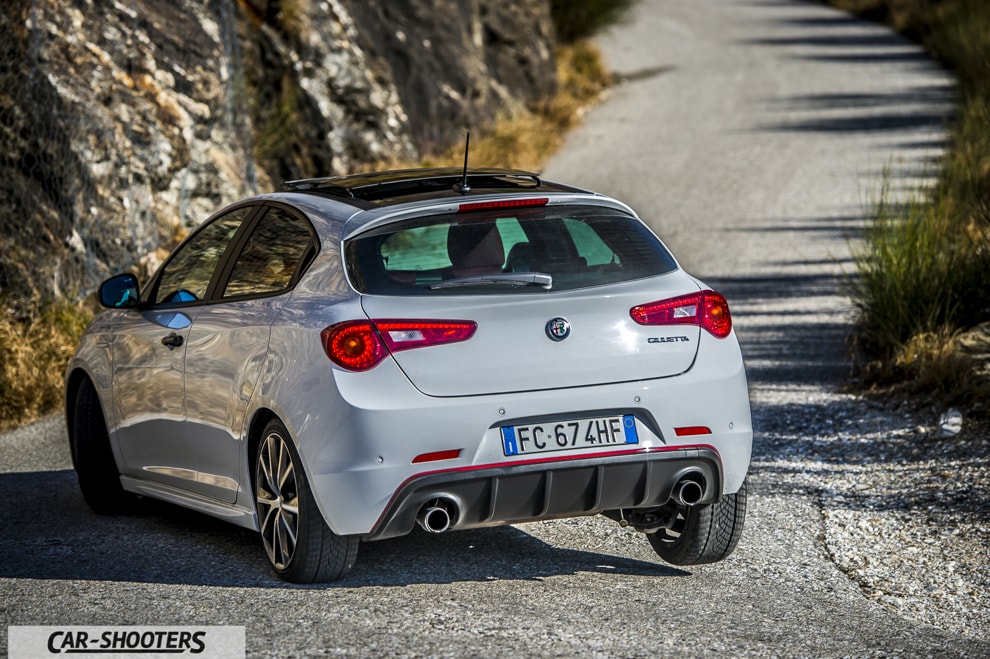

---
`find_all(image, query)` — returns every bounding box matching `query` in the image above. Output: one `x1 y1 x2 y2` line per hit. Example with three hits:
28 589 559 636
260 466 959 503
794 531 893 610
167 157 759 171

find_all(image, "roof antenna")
453 131 471 194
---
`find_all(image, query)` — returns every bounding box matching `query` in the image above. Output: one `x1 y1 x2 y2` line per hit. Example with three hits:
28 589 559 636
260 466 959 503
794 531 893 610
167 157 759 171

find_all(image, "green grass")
851 179 989 356
850 179 990 401
830 0 990 404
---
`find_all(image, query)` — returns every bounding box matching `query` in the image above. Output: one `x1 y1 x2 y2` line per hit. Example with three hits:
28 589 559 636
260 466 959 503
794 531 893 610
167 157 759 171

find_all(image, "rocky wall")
0 0 556 308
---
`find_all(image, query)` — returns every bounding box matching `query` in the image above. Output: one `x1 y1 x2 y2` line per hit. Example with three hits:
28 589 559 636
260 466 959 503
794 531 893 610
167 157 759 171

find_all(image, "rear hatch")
360 275 702 396
345 200 702 396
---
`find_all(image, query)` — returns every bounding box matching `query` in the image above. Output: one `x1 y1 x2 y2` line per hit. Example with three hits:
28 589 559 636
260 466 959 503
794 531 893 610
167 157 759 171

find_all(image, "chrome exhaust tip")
672 477 705 507
417 498 457 533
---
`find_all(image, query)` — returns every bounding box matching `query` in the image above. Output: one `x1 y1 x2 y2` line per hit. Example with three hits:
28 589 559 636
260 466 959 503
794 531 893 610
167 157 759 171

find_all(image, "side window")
153 207 252 305
222 207 316 299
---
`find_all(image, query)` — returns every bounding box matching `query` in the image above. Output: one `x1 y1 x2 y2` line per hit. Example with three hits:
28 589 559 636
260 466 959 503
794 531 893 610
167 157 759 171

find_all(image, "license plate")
501 415 639 456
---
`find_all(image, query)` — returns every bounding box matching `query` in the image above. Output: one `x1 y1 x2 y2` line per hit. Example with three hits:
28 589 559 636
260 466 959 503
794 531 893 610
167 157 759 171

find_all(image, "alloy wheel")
256 431 300 570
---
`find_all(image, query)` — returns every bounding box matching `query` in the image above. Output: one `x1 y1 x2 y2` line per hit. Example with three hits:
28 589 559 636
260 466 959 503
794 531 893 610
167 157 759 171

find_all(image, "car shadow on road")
1 469 687 588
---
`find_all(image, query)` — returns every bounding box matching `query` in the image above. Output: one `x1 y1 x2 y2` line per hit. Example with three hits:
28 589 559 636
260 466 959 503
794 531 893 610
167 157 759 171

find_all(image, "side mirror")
98 273 140 309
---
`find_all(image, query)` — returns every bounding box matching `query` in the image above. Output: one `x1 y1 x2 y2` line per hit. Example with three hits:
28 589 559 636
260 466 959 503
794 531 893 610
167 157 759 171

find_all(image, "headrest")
447 223 504 275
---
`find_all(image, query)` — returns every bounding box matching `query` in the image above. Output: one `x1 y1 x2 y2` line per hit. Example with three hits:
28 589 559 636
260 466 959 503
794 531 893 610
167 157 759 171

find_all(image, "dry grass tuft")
0 301 92 432
857 328 988 403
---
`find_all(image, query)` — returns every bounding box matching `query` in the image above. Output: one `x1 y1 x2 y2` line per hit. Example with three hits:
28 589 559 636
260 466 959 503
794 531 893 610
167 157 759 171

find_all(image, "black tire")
254 419 359 583
70 378 133 514
648 479 747 566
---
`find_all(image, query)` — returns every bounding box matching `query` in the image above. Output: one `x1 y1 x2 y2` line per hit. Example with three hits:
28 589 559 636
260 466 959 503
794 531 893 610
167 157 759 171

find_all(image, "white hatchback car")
66 168 752 583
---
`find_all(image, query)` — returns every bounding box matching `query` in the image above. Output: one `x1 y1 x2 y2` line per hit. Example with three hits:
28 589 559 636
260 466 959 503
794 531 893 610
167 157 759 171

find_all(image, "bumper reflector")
412 449 463 464
674 426 712 437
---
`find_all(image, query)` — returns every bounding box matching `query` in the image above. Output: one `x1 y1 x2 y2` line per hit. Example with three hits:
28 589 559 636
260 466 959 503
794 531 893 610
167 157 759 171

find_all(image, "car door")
182 205 319 503
111 206 256 492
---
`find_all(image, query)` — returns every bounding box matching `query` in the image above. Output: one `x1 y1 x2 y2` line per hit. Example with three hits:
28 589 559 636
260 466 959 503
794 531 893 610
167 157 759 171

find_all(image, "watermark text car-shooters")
8 626 245 658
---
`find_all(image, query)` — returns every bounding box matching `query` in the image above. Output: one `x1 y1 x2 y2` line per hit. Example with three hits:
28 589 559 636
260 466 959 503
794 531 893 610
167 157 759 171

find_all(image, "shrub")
850 181 990 361
551 0 638 43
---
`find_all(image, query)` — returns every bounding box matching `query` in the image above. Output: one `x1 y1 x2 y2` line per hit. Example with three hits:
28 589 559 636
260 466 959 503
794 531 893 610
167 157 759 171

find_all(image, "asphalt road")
3 0 987 656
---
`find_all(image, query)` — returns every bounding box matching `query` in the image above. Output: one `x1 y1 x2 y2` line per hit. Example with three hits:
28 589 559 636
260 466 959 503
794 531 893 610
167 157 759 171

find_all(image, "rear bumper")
365 446 722 541
260 325 751 537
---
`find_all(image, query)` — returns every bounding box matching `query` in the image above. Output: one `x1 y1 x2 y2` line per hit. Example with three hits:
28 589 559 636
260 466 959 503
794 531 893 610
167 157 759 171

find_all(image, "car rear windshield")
344 205 678 294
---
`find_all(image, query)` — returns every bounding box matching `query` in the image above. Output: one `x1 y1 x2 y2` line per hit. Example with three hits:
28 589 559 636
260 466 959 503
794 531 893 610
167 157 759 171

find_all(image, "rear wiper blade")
430 272 553 290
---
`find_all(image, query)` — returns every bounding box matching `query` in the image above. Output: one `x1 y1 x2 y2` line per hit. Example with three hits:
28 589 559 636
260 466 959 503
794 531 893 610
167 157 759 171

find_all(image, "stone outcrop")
342 0 555 153
0 0 556 307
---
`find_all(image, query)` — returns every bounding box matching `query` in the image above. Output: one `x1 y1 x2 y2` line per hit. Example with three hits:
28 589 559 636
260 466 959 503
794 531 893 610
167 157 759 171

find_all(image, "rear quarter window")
222 207 317 299
345 205 677 295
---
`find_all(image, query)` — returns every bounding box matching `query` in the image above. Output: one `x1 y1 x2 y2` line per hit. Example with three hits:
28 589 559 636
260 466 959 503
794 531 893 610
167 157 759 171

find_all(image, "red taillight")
375 320 478 353
458 198 548 213
630 290 732 338
321 320 478 371
321 321 387 371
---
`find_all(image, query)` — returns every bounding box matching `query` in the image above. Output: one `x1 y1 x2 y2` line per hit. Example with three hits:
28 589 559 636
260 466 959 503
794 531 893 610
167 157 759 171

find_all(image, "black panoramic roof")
282 168 585 208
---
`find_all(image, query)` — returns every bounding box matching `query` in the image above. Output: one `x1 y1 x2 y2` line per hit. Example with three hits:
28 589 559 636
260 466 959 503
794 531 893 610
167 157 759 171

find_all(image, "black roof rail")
282 168 559 205
281 178 355 198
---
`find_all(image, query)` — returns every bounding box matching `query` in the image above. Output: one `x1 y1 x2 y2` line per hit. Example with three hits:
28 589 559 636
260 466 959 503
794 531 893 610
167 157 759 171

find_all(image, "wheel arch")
245 407 279 487
244 406 347 537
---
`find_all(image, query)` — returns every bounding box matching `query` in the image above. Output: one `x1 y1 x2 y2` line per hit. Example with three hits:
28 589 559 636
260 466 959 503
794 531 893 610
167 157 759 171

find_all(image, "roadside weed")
0 300 91 431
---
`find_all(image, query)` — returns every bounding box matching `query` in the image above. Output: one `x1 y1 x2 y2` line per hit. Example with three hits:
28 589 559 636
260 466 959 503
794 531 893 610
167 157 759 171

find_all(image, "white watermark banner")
8 626 245 658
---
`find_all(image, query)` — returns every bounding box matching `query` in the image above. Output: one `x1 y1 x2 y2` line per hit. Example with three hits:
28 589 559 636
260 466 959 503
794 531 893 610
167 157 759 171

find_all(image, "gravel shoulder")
754 388 990 637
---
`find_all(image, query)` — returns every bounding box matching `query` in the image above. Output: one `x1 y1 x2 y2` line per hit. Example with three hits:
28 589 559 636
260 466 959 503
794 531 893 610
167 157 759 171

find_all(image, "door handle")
161 332 184 349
